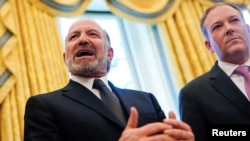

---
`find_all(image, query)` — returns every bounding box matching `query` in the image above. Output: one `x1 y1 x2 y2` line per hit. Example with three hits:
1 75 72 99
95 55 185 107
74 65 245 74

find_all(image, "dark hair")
103 29 111 46
102 29 112 72
200 2 244 39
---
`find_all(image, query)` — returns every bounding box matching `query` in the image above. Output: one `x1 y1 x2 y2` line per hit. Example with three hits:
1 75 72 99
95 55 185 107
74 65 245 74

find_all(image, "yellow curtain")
0 0 92 140
106 0 249 88
106 0 249 23
158 0 216 88
28 0 91 17
106 0 182 24
157 0 248 88
0 0 249 141
0 0 93 140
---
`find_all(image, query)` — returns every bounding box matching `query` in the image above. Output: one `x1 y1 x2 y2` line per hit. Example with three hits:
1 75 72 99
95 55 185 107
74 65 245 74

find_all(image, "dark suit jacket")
24 79 165 141
179 61 250 141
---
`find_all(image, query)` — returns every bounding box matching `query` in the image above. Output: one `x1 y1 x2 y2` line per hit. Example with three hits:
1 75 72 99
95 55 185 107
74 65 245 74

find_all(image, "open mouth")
76 49 94 57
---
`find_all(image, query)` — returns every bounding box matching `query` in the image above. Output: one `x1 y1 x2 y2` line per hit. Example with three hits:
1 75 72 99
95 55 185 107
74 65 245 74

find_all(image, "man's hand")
163 111 195 141
119 107 180 141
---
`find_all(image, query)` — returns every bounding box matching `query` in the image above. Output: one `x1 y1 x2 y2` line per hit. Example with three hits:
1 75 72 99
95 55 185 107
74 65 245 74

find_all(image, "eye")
231 18 240 23
212 24 222 31
89 32 99 37
69 34 79 40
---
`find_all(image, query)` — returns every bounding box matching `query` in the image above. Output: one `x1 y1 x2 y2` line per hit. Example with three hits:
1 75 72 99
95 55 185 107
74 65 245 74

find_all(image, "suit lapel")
209 63 250 118
62 80 124 128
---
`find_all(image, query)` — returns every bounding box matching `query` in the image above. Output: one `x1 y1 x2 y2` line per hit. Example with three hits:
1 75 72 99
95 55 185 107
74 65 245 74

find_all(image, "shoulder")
26 88 63 104
108 81 150 95
183 72 210 88
27 79 81 100
182 62 221 88
26 80 74 105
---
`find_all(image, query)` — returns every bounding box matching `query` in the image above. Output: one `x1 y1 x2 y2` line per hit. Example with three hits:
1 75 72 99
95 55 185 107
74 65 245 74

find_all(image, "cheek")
65 43 75 54
212 33 224 45
209 36 220 51
243 30 250 41
96 44 107 54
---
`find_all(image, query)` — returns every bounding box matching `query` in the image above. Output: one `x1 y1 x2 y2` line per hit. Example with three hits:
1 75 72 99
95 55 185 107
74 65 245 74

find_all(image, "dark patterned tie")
93 79 126 124
234 65 250 100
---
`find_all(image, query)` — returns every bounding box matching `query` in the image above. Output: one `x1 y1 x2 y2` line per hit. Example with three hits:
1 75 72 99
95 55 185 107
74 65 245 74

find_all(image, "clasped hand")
119 107 194 141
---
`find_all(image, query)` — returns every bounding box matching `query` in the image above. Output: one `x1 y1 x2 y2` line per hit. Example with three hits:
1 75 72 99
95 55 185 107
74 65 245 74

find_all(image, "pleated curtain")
0 0 248 140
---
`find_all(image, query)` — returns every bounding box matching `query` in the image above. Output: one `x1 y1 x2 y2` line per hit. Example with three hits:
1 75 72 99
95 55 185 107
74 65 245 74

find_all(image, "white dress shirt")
70 75 111 99
218 59 250 100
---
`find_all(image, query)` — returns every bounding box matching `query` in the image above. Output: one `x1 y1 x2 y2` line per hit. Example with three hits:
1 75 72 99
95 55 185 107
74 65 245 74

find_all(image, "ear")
63 52 66 64
247 24 250 33
108 47 114 61
205 40 214 53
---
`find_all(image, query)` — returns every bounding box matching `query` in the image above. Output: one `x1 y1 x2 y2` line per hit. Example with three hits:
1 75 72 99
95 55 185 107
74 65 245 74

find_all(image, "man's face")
204 5 250 64
63 20 113 77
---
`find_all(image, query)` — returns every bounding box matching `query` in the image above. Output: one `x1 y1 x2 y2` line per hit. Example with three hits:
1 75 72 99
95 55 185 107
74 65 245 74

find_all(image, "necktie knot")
234 65 249 76
93 79 106 89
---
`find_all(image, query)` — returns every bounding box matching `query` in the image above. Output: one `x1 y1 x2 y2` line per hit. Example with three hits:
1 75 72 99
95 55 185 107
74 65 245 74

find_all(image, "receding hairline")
65 19 111 46
200 2 244 38
68 19 102 33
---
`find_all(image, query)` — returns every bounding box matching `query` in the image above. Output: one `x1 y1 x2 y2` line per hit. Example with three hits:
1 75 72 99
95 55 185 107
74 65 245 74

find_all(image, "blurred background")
0 0 249 140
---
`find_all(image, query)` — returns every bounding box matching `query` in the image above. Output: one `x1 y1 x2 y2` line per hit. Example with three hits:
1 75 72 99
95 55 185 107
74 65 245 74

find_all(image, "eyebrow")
210 15 241 25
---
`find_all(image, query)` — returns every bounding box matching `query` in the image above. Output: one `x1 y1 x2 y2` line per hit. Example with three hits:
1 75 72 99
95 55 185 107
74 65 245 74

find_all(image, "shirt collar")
218 58 250 76
70 74 109 90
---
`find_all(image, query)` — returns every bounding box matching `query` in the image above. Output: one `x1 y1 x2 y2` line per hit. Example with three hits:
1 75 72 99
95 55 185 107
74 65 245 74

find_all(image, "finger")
139 122 173 136
124 107 138 129
164 128 194 140
141 133 175 141
163 119 194 140
163 119 192 131
168 111 176 119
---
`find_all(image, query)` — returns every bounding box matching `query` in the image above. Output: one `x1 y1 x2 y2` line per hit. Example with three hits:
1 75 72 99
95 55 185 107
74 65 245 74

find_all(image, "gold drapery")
28 0 91 17
106 0 249 23
104 0 248 87
1 0 249 141
158 0 216 88
106 0 182 24
156 0 248 87
0 0 73 140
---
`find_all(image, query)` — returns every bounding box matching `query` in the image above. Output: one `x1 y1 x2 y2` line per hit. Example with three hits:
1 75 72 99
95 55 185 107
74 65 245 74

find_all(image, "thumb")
168 111 176 119
124 107 138 129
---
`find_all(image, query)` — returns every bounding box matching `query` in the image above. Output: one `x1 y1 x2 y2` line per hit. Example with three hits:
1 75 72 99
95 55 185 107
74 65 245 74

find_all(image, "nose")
78 34 89 46
226 29 234 35
225 24 234 35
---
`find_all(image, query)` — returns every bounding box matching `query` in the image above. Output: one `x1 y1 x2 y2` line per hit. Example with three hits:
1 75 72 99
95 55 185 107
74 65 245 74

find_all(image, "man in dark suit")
24 19 194 141
179 2 250 141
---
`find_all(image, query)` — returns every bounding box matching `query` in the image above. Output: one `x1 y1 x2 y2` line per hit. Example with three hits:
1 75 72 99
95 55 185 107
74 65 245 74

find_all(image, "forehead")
204 5 241 27
68 20 103 33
